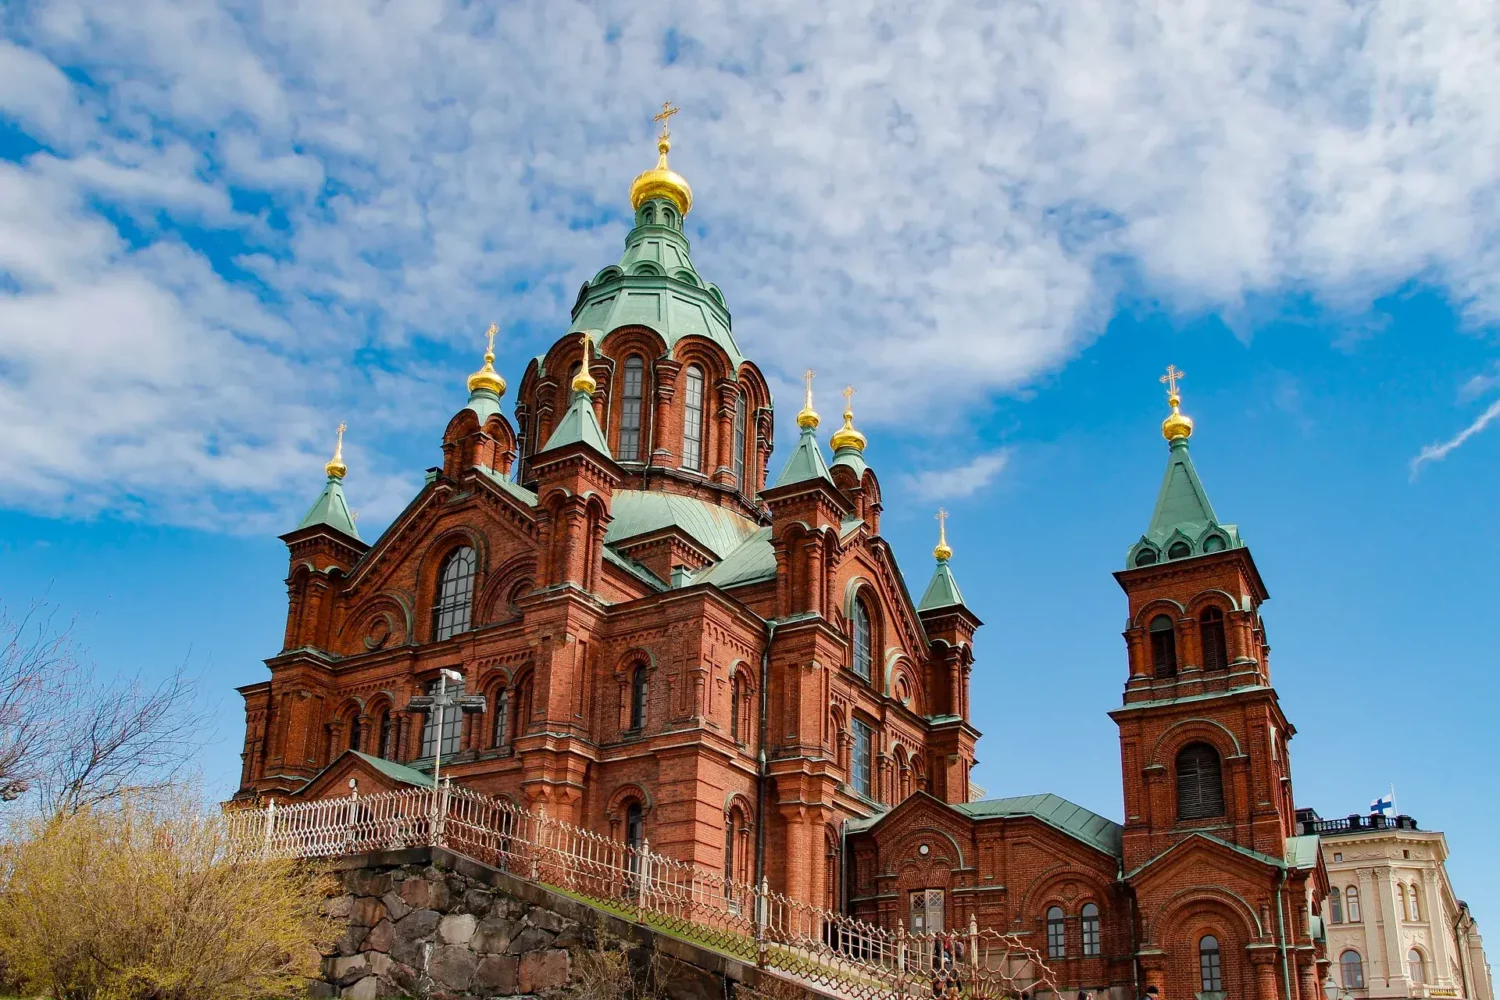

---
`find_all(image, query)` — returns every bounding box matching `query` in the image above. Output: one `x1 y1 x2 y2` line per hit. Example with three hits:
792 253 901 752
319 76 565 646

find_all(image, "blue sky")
2 1 1499 928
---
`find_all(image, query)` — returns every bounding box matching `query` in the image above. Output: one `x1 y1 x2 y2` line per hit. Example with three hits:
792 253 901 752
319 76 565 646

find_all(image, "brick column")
1249 946 1282 1000
651 359 681 468
780 804 811 902
712 380 737 485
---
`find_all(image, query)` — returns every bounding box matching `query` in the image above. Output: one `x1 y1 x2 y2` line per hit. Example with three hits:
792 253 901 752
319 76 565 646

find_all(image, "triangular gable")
293 750 436 800
1126 831 1286 883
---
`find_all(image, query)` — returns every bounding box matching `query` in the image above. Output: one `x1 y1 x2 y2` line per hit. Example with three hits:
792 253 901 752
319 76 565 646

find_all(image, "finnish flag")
1370 795 1394 816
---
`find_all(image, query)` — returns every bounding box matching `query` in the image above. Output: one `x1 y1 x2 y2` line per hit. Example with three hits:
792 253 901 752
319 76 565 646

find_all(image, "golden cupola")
1159 364 1193 442
325 421 348 480
467 323 506 397
629 102 693 217
829 385 867 453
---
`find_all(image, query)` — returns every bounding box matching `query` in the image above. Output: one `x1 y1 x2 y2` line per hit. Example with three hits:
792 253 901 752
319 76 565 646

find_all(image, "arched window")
1149 614 1178 677
851 598 873 681
1203 533 1227 552
1200 606 1229 670
1394 884 1406 923
377 710 394 759
626 801 644 853
493 689 510 747
432 546 476 641
729 674 741 744
732 391 747 487
420 678 464 758
618 355 645 461
512 675 533 741
629 664 648 731
1135 547 1158 567
1346 886 1361 922
1175 742 1225 819
1330 887 1343 924
1046 906 1066 959
1081 903 1101 957
1341 950 1365 989
1200 936 1223 993
682 365 705 471
1168 540 1192 559
1408 886 1420 921
850 718 873 798
1408 949 1425 984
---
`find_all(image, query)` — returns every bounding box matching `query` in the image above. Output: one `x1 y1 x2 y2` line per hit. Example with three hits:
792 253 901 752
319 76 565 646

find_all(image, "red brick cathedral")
235 119 1329 1000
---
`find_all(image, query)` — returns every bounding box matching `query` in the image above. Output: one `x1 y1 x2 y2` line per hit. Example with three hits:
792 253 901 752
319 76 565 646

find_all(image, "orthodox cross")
335 421 346 450
803 368 816 405
842 384 855 413
1159 364 1185 397
936 507 948 539
484 322 497 355
654 101 680 139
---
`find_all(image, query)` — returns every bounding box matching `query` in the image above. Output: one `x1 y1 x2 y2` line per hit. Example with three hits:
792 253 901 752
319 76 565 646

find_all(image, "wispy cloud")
3 1 1500 528
1410 399 1500 478
901 450 1013 502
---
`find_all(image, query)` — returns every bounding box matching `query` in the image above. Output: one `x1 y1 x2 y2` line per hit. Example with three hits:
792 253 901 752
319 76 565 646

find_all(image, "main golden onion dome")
1162 393 1193 441
325 422 348 480
630 103 693 216
829 386 867 452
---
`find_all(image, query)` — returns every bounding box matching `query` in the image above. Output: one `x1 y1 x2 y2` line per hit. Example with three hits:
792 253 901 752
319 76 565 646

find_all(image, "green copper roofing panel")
297 476 362 540
1125 831 1287 879
1127 438 1245 567
349 750 435 787
773 428 835 488
466 387 503 422
541 389 612 456
693 527 776 588
917 560 965 611
831 448 867 479
603 546 667 591
1285 834 1321 870
479 468 539 506
604 490 759 559
840 516 866 539
956 793 1123 858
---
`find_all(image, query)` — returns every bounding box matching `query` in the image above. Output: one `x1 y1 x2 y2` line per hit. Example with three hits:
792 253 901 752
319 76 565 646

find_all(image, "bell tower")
1109 368 1298 873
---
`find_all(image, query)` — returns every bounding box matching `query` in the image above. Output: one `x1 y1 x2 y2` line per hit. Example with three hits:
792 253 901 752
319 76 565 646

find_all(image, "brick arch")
605 782 653 823
843 577 885 685
1153 885 1264 942
1016 863 1115 925
1186 588 1243 615
339 592 412 654
415 527 486 640
671 334 735 387
1148 717 1243 766
598 326 667 460
476 553 536 625
889 826 966 871
1133 597 1189 628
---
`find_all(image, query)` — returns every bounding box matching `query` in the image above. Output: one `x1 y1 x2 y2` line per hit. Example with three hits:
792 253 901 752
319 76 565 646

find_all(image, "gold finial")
796 368 820 430
1159 364 1194 442
934 508 953 562
325 422 348 480
629 101 693 215
467 322 507 396
830 384 867 452
572 333 598 394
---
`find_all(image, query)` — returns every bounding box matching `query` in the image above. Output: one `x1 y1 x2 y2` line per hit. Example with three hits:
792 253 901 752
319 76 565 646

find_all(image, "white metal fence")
226 783 1056 1000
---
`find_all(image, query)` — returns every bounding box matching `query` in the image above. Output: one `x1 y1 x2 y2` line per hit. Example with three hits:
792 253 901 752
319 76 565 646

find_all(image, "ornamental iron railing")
226 783 1056 1000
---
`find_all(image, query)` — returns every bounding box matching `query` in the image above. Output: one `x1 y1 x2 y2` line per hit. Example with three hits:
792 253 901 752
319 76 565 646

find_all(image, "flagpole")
1389 783 1397 817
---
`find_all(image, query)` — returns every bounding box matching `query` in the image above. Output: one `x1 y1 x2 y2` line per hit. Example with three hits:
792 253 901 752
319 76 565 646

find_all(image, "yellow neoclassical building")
1297 810 1492 1000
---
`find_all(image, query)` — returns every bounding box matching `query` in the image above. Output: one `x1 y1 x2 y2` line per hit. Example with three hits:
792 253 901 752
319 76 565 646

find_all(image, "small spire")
830 384 868 453
796 368 820 431
467 323 506 397
934 508 953 562
325 422 348 480
572 332 598 394
1159 364 1193 443
629 101 693 215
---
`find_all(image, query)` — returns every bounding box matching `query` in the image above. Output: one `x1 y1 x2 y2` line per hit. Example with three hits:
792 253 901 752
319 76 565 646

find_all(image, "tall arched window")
432 546 476 641
1081 903 1101 957
513 675 533 741
1408 949 1425 984
618 355 645 461
1340 950 1365 989
1200 606 1229 670
1046 906 1066 959
682 365 705 471
851 598 873 681
1149 614 1178 677
347 715 363 752
493 689 510 747
732 391 747 487
626 801 644 853
729 674 741 744
1408 886 1420 921
1330 887 1343 924
850 718 873 798
420 678 464 758
1200 936 1223 993
1175 742 1225 819
1394 885 1407 923
1346 886 1361 922
377 710 394 759
629 664 648 731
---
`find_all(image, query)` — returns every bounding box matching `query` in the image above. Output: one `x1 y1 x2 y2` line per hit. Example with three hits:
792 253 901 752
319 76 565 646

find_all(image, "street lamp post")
405 668 486 787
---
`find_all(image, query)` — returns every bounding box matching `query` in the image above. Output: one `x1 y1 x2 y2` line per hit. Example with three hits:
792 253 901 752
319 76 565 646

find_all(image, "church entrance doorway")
910 889 945 934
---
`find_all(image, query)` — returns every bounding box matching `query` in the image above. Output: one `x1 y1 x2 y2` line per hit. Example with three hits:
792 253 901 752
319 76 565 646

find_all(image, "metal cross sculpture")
484 323 498 355
653 101 680 139
1159 364 1185 397
405 668 486 786
842 384 855 412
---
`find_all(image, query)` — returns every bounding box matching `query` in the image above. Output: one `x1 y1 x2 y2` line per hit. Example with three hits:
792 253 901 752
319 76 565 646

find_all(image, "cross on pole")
1159 364 1185 398
653 101 680 139
484 323 497 356
803 368 816 406
936 507 948 541
842 385 855 413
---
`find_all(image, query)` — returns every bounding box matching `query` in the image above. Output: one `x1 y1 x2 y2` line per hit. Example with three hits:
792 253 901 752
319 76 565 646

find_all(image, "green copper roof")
917 558 965 611
604 490 759 559
773 427 835 488
348 750 435 788
479 467 539 507
693 527 776 589
1127 437 1244 568
565 205 744 369
955 793 1123 858
541 389 612 456
466 386 503 422
1285 834 1321 870
296 475 361 540
830 445 867 479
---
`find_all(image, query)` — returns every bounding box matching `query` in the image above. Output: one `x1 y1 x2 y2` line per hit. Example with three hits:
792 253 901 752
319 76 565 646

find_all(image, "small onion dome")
796 369 819 431
1162 392 1194 442
933 509 953 562
829 388 867 452
573 332 598 394
629 135 693 216
467 323 506 396
325 422 348 480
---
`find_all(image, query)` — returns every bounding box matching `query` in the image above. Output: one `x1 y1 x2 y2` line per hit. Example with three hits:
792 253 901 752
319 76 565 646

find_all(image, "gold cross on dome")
802 368 816 402
653 101 681 139
936 507 948 534
484 323 497 355
335 421 346 448
842 385 855 409
1159 364 1185 397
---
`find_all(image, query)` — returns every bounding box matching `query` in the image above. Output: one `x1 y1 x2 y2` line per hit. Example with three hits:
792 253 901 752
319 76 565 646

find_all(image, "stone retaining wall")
314 846 824 1000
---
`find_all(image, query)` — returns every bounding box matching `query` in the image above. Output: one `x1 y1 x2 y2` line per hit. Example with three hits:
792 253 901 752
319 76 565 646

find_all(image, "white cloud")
901 450 1013 502
1 0 1500 528
1410 398 1500 477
